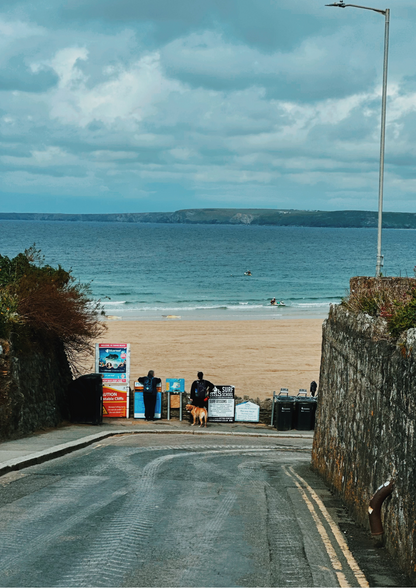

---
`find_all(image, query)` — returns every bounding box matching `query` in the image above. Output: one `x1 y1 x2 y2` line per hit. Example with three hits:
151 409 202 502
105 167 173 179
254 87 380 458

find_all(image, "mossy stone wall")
0 337 72 441
312 304 416 583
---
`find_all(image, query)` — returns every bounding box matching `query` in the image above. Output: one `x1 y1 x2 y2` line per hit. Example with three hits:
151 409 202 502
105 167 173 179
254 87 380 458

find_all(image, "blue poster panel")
134 389 162 419
166 378 185 393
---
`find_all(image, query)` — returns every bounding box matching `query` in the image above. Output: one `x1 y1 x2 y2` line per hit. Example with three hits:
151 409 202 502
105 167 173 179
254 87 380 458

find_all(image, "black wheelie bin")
68 373 103 425
275 391 296 431
294 392 317 430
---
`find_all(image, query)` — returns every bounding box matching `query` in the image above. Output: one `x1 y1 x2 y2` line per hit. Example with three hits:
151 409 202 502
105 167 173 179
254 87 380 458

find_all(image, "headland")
3 208 416 228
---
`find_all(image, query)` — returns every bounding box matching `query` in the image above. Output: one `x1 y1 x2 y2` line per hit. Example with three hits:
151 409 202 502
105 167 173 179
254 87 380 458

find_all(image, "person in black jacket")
190 372 214 410
138 370 161 420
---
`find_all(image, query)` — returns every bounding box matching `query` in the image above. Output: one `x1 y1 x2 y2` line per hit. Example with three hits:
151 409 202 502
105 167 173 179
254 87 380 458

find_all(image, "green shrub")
342 278 416 339
389 294 416 339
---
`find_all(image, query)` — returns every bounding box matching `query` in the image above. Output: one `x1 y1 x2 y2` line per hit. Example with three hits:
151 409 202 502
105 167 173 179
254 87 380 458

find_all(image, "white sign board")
208 386 235 422
235 401 260 422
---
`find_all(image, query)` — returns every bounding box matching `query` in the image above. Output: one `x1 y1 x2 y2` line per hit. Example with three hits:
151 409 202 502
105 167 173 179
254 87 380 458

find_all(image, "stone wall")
312 304 416 583
0 336 73 441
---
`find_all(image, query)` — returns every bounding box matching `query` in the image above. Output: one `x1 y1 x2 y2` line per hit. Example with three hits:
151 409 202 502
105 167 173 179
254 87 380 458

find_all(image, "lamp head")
326 1 346 6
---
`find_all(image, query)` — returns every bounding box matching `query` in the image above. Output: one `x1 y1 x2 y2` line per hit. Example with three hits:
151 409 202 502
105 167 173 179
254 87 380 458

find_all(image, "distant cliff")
2 208 416 228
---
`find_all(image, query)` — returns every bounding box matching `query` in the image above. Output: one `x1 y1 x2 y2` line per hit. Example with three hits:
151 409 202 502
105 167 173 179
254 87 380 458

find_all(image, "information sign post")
165 378 185 421
235 401 260 422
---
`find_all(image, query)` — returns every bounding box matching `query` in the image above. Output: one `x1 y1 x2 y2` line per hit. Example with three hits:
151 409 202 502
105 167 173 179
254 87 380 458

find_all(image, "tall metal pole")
326 3 390 277
376 9 390 277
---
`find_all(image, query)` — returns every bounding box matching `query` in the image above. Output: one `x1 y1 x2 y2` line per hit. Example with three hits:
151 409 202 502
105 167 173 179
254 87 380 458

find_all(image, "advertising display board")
96 344 130 384
208 386 235 423
95 344 130 417
134 382 162 419
102 385 129 418
235 401 260 422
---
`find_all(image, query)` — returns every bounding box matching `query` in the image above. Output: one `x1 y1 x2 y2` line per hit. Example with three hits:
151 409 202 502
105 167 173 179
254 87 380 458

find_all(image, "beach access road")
0 433 408 588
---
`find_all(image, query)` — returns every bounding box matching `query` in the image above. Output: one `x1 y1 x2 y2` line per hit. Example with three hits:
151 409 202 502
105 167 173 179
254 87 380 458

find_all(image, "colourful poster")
102 385 129 418
95 344 131 417
95 344 130 384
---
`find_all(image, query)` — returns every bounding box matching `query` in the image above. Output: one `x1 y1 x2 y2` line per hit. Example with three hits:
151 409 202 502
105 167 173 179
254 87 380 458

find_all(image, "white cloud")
2 146 79 167
0 17 44 42
1 170 96 194
42 49 185 128
169 148 192 160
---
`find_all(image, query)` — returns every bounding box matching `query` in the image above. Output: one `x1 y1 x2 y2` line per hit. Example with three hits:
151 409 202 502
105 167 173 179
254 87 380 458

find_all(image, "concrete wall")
312 304 416 583
0 337 72 441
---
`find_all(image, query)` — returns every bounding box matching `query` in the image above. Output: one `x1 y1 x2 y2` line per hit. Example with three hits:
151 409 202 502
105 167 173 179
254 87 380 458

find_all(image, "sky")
1 0 416 214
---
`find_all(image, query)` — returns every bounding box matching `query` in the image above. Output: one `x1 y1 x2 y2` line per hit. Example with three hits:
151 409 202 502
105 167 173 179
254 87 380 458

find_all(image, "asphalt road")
0 434 410 587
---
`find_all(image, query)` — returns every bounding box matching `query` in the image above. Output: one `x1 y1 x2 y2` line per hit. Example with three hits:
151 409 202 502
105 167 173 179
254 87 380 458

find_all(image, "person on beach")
138 370 161 420
190 372 214 413
310 381 317 397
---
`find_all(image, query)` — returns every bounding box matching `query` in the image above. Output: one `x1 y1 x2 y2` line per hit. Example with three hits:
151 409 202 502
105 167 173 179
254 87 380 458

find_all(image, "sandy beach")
88 319 324 400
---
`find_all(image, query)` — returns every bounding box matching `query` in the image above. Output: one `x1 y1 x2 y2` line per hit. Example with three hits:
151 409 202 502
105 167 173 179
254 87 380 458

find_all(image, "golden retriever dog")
185 404 208 427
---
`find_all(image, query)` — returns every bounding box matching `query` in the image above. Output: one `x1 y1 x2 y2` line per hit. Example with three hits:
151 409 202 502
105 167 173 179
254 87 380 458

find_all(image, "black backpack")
143 377 153 393
196 380 207 398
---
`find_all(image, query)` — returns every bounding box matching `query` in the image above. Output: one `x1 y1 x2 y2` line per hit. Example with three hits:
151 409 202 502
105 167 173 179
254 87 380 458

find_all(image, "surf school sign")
208 386 235 423
95 344 131 417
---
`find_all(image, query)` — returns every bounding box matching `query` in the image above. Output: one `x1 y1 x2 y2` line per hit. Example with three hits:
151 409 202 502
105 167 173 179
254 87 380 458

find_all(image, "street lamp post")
326 2 390 278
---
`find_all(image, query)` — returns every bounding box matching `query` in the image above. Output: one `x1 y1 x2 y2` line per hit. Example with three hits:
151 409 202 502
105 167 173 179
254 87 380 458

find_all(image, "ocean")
1 220 415 320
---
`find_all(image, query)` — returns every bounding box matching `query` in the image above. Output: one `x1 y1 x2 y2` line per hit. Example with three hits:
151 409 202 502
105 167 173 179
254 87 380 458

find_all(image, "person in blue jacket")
138 370 161 420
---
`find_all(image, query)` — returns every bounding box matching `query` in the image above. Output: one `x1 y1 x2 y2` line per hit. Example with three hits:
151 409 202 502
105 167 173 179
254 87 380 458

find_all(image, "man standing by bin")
138 370 161 421
189 372 214 420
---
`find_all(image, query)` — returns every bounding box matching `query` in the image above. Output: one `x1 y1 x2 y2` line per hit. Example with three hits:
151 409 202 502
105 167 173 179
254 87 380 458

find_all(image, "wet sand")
88 319 324 400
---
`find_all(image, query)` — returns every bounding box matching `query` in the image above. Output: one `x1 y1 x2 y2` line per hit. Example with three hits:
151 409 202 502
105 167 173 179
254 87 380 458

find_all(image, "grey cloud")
320 110 379 144
0 56 58 92
6 0 326 52
159 26 383 101
1 165 88 178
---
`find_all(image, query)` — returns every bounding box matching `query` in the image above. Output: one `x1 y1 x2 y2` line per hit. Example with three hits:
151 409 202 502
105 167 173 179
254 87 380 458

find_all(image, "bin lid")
74 373 102 381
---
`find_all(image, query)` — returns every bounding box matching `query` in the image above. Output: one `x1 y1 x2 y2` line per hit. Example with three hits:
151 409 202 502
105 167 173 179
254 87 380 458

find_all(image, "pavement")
0 417 314 478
